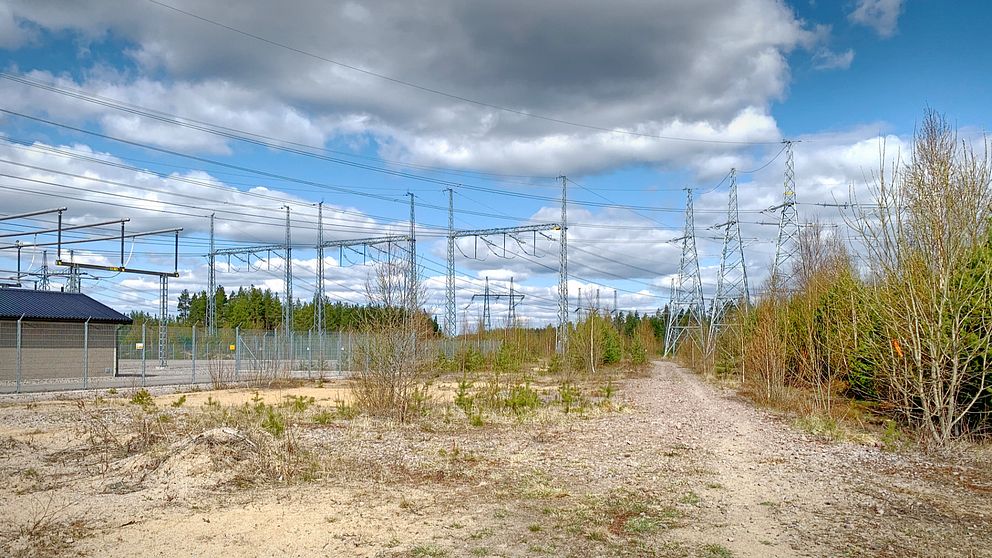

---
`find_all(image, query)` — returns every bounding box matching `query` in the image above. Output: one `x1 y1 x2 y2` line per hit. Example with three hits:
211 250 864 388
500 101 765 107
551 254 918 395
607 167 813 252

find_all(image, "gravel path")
640 361 992 558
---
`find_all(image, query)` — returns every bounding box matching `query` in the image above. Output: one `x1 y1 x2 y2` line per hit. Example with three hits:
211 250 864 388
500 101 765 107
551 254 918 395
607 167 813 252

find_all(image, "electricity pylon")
772 140 801 293
708 169 750 348
664 189 704 356
445 189 561 340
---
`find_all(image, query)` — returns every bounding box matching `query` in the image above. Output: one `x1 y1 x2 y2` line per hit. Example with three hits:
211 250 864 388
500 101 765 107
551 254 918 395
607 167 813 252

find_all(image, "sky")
0 0 988 332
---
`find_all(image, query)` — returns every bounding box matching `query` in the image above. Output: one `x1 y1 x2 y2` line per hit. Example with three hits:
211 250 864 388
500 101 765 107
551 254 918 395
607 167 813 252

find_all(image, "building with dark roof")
0 289 133 382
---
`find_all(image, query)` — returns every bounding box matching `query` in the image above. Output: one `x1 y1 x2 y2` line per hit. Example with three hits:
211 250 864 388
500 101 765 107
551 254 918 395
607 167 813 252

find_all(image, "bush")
627 337 648 365
601 326 622 364
505 382 541 415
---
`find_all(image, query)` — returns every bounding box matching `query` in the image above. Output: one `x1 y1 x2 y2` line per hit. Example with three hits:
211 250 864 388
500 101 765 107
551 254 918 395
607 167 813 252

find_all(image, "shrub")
260 406 286 437
505 382 540 415
129 389 155 411
601 326 622 364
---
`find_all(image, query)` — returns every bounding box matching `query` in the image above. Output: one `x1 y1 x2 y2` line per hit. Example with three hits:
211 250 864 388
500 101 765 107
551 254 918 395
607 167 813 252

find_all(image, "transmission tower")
708 169 750 345
481 277 491 331
39 251 50 291
207 213 216 334
445 188 456 336
557 175 569 354
314 202 324 334
407 193 418 312
772 141 801 292
283 206 293 336
470 276 524 332
508 276 516 326
664 189 704 355
159 275 168 367
445 192 559 339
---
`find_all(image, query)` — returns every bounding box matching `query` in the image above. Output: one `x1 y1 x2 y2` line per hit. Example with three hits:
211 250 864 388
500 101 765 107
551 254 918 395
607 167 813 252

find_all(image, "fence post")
191 323 197 385
83 318 90 390
273 328 278 375
289 330 295 374
141 323 146 387
235 326 241 378
308 329 312 374
15 314 24 393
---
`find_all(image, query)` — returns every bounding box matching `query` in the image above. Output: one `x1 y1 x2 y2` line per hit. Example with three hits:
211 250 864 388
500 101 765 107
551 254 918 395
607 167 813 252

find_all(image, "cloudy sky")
0 0 988 331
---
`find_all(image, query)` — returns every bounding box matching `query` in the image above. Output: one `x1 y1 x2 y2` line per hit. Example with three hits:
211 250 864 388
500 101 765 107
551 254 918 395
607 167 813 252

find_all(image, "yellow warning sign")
229 344 236 351
135 342 144 350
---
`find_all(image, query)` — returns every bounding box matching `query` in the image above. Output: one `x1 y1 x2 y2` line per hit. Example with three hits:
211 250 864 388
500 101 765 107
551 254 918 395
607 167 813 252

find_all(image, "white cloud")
812 48 855 70
2 0 826 174
849 0 904 38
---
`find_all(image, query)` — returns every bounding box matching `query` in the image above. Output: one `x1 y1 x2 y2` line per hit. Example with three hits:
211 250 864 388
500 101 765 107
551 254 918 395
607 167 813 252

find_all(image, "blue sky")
0 0 987 331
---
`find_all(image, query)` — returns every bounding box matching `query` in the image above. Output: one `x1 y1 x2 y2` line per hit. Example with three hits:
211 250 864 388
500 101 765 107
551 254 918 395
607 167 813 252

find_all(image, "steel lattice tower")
772 141 801 292
39 250 50 291
664 189 704 355
207 213 216 334
66 249 81 293
482 277 491 331
407 193 417 313
314 202 324 333
158 275 168 367
556 175 569 354
283 206 293 336
445 188 456 336
508 276 516 326
708 169 750 345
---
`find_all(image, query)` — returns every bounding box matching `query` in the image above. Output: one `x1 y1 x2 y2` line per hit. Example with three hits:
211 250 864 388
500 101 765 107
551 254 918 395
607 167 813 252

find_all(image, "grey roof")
0 289 133 324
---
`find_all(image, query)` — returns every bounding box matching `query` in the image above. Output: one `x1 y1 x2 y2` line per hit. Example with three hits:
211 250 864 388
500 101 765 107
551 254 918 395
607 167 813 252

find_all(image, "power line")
1 108 766 218
142 0 782 146
0 72 557 184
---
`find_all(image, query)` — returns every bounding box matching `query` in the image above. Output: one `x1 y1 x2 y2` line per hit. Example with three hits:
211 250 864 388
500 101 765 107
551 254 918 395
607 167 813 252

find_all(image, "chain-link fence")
0 320 502 394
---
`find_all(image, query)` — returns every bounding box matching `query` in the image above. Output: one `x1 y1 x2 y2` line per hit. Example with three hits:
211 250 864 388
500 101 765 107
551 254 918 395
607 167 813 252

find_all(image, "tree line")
693 110 992 445
127 285 439 333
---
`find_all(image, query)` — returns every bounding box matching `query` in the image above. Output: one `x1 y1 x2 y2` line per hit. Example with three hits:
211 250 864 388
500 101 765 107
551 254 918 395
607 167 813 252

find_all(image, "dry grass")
1 496 90 558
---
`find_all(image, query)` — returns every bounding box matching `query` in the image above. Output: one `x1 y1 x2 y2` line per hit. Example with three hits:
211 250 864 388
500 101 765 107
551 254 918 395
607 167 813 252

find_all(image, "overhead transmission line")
0 71 556 184
2 108 771 219
141 0 782 146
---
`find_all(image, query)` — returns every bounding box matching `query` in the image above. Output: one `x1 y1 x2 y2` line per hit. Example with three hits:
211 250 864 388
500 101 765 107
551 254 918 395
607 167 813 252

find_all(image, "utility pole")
482 277 491 331
772 140 801 293
39 250 50 291
407 192 417 313
67 249 80 293
665 189 704 355
315 202 324 334
283 205 293 337
708 169 750 348
508 276 517 326
207 213 216 334
448 221 557 334
445 188 456 337
159 275 168 367
557 175 569 354
470 276 523 333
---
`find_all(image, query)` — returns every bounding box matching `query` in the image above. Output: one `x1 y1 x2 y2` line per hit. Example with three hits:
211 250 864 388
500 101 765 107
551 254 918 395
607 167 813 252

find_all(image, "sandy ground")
0 361 989 557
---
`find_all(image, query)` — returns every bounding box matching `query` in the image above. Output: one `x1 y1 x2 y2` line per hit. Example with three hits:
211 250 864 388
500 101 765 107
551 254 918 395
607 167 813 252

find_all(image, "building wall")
0 320 120 381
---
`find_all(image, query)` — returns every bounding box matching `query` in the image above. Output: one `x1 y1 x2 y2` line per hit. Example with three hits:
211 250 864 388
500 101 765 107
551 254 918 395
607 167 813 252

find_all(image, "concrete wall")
0 321 120 381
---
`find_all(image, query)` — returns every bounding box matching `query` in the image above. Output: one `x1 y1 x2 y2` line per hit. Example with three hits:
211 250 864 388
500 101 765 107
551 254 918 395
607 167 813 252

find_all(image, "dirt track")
1 362 989 557
643 362 991 557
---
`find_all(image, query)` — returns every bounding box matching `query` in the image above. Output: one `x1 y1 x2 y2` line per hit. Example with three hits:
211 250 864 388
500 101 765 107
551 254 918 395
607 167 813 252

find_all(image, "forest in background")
682 110 992 445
